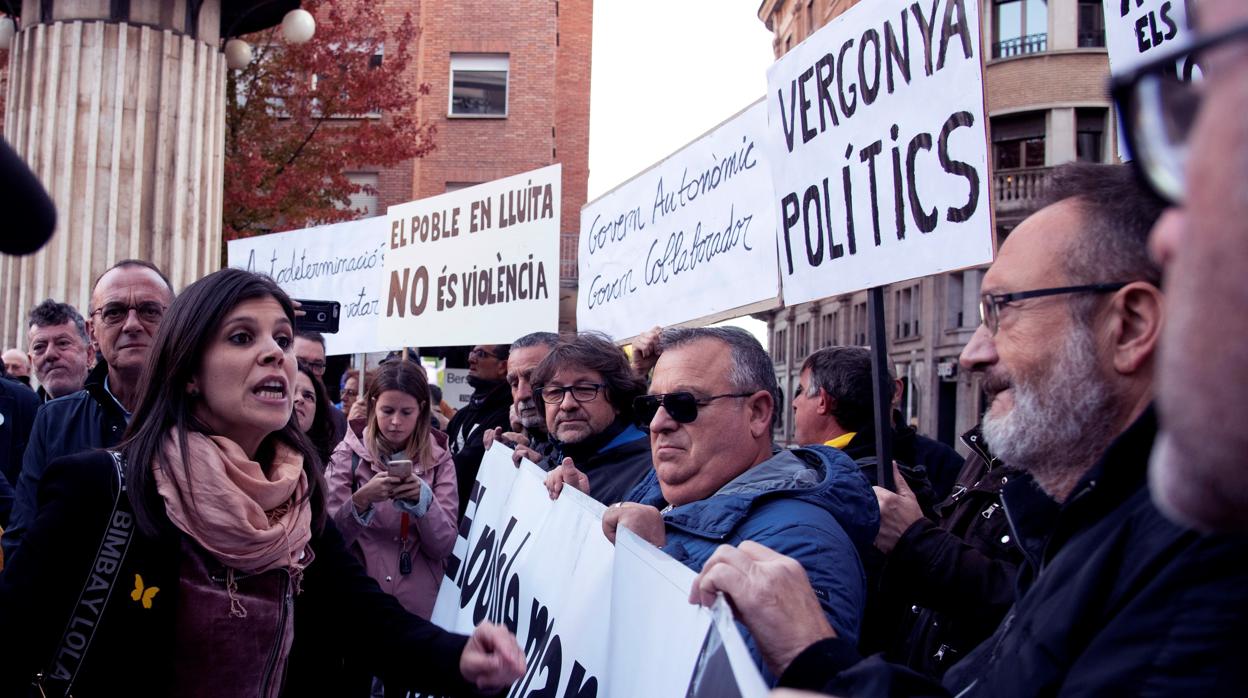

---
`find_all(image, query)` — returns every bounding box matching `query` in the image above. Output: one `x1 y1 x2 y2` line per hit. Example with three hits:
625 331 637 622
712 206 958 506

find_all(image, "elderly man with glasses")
580 326 878 683
689 163 1248 697
3 260 175 563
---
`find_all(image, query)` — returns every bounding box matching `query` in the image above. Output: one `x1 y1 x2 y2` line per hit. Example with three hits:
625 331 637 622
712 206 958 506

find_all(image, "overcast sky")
587 0 777 200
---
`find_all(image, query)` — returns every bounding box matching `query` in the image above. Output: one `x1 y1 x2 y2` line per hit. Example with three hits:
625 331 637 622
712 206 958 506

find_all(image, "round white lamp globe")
224 38 253 69
0 17 17 50
281 9 316 45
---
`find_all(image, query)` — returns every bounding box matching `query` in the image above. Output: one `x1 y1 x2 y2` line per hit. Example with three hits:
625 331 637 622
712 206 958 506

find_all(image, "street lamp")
0 16 16 50
225 7 316 70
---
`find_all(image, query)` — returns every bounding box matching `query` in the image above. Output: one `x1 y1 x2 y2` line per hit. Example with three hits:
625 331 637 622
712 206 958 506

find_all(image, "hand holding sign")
873 462 924 553
603 502 666 547
690 541 836 677
545 457 591 499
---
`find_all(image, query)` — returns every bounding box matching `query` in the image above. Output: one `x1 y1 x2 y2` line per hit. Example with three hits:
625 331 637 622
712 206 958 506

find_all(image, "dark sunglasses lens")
633 396 660 427
664 393 699 423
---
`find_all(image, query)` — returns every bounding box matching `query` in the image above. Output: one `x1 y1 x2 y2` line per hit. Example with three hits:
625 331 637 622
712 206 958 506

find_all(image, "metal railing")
994 166 1052 219
993 33 1048 59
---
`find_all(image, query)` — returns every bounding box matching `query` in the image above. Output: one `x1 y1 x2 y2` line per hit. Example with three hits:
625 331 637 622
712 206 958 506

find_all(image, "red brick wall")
353 0 592 283
556 0 592 281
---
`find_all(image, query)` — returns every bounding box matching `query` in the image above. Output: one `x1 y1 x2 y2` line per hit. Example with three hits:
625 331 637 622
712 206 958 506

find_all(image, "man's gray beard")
981 323 1119 502
517 399 544 431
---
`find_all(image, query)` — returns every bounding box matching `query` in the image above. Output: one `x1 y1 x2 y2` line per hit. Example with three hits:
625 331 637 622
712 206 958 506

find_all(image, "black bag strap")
33 451 135 698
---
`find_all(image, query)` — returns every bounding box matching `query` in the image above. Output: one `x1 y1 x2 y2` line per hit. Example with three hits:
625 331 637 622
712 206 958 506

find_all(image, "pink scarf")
153 431 312 576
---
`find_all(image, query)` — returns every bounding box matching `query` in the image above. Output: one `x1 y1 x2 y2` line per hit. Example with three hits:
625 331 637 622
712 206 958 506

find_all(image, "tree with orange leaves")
223 0 434 240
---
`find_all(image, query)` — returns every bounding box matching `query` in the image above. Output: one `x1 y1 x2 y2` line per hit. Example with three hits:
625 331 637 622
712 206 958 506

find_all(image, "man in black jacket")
690 163 1248 696
2 260 174 562
527 332 652 506
447 344 513 518
0 371 39 527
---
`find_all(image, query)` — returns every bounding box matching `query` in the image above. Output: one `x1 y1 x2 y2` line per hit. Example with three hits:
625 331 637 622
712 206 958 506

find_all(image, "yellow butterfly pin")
131 574 159 609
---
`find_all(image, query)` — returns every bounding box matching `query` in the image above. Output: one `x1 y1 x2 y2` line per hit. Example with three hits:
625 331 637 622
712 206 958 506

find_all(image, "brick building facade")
755 0 1114 449
349 0 591 330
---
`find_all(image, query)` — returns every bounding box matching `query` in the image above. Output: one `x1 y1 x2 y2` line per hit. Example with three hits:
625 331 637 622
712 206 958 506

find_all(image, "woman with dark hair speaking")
0 268 524 697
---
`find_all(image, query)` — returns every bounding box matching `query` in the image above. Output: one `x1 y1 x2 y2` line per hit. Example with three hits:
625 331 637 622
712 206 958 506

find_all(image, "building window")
449 53 509 117
1076 108 1107 163
1077 0 1106 47
946 271 981 329
821 311 839 348
993 0 1048 58
894 284 921 340
851 302 868 346
445 181 482 193
992 112 1046 170
796 321 810 359
773 328 788 364
346 172 380 217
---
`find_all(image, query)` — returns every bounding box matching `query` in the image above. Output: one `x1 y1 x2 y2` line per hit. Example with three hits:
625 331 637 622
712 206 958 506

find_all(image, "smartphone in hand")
293 299 341 334
387 459 414 479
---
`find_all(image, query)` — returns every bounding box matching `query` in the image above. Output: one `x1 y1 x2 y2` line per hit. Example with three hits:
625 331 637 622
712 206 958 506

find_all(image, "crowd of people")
0 3 1247 695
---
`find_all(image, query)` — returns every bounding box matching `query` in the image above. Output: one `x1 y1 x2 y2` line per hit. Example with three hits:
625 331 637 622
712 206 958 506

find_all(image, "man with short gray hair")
25 299 91 401
602 326 878 680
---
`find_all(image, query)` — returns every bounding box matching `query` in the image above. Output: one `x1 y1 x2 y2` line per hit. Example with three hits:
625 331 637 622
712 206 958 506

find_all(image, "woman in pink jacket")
326 361 459 620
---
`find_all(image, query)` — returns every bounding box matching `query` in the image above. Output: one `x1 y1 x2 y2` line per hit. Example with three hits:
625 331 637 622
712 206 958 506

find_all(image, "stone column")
0 0 225 348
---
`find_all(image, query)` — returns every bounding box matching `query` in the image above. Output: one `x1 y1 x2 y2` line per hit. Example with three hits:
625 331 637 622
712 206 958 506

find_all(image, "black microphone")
0 138 56 256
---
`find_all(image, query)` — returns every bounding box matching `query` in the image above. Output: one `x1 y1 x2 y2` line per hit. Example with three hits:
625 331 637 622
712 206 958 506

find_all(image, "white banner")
763 0 995 305
380 165 561 348
226 217 389 355
432 445 765 697
1102 0 1195 159
576 101 780 340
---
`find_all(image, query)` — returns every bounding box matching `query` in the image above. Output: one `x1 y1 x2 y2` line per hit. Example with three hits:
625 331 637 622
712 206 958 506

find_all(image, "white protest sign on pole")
1102 0 1195 159
577 101 780 341
433 445 764 697
226 217 389 355
763 0 994 306
380 165 560 348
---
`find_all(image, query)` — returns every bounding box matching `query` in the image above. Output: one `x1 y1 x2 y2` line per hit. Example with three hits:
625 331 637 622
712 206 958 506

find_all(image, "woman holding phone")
325 360 459 621
0 269 522 697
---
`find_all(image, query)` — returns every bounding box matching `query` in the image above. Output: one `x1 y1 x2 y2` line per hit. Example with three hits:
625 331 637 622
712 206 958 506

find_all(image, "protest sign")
763 0 995 305
432 445 764 697
381 165 561 348
226 217 388 355
577 101 780 341
1102 0 1195 158
442 368 473 409
1103 0 1192 73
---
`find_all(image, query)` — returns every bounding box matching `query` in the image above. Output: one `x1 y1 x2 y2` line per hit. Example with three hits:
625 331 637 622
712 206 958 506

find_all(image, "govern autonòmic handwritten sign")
577 101 780 341
764 0 994 305
226 217 389 355
380 165 561 347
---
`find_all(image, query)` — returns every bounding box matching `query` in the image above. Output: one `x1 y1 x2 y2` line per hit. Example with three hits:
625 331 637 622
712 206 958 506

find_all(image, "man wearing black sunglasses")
1115 0 1248 534
603 326 877 681
692 163 1248 695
